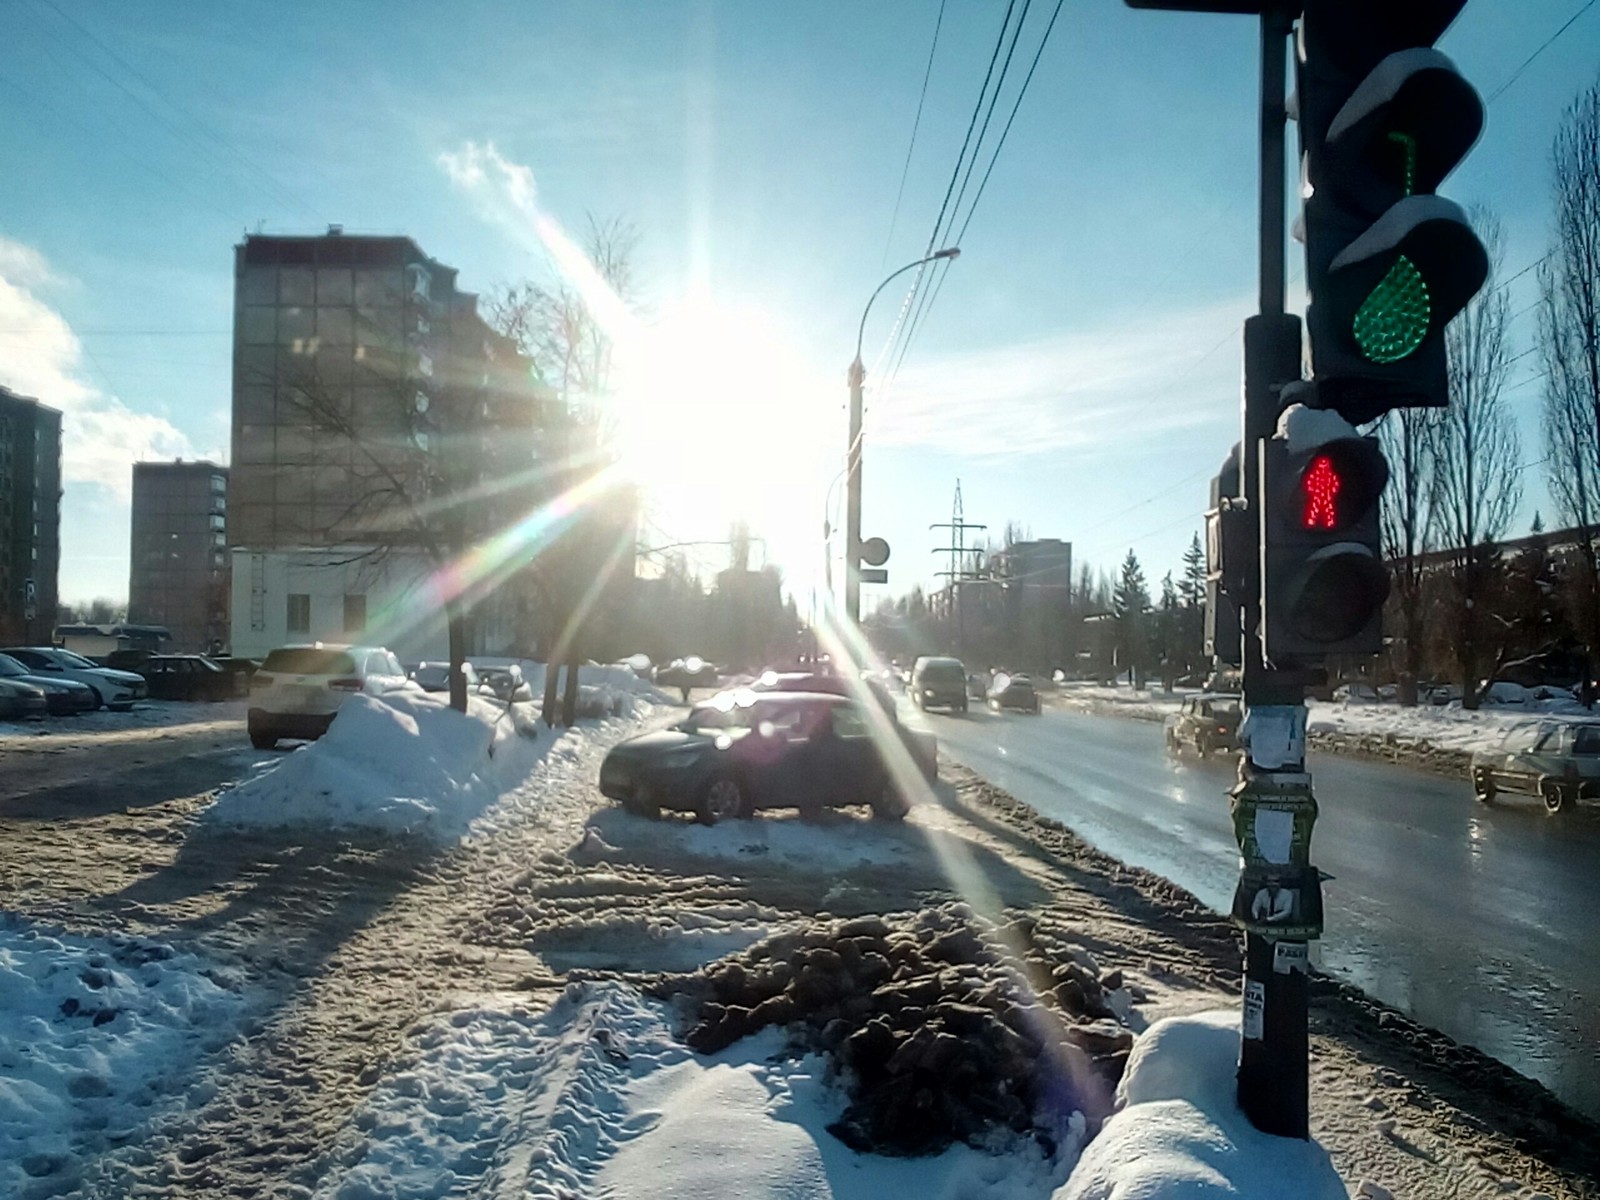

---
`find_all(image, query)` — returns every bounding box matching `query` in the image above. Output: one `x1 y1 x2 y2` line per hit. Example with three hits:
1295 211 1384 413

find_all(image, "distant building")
128 460 229 652
228 230 550 659
0 386 62 644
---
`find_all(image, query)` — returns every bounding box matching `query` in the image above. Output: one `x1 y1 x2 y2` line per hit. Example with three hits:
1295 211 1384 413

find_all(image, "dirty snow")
0 917 248 1197
312 980 1085 1200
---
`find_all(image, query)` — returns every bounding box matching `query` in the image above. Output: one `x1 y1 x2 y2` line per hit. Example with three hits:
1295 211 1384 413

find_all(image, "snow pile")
1054 682 1192 722
0 918 247 1197
1304 697 1579 755
203 691 553 838
474 658 670 718
1056 1010 1344 1200
313 981 1081 1200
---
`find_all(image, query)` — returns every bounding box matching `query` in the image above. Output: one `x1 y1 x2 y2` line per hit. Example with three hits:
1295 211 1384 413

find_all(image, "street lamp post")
844 246 960 624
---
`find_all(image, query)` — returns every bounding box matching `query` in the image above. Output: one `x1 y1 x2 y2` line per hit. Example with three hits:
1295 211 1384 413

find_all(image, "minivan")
911 656 969 713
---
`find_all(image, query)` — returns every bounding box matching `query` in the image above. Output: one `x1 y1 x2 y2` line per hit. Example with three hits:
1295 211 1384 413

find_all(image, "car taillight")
1217 725 1228 733
251 673 274 689
328 677 363 692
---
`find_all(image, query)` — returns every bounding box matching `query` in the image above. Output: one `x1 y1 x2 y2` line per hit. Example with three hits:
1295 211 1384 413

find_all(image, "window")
832 704 871 740
1574 726 1600 757
343 593 366 633
286 593 311 633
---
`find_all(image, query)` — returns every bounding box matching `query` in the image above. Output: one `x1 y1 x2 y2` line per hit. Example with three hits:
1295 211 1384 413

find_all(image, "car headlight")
924 689 935 698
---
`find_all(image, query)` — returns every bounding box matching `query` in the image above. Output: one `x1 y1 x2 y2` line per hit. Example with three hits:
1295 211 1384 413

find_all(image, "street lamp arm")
854 247 961 367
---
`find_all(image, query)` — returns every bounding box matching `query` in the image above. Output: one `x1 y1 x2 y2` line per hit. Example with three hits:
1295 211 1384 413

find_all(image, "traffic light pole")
1236 3 1315 1140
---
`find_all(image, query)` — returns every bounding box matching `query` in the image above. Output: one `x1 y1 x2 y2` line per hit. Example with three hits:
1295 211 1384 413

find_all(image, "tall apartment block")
228 230 545 659
128 460 229 652
0 386 62 644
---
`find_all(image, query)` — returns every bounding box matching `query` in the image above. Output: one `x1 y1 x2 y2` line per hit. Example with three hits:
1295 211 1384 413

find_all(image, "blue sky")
0 0 1595 611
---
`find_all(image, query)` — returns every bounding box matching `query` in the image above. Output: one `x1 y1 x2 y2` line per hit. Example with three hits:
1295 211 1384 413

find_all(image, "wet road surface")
917 702 1600 1120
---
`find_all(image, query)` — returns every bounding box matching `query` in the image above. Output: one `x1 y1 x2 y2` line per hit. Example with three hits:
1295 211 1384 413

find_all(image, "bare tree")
484 216 641 725
1433 209 1521 708
1379 408 1436 704
1540 79 1600 666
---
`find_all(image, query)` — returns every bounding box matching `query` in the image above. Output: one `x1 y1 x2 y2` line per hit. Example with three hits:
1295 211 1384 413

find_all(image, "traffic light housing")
1261 431 1389 662
1297 0 1488 423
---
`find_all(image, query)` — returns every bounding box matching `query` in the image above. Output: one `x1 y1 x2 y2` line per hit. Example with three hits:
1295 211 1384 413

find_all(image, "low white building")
229 548 513 663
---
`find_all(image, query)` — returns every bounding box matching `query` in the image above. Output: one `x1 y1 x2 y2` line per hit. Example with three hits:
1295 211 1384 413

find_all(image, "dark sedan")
654 656 720 702
140 655 237 701
0 676 48 720
599 691 937 824
0 653 97 714
986 673 1041 714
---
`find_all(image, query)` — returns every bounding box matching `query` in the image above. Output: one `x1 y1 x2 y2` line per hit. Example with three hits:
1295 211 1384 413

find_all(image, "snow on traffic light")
1297 0 1488 423
1261 407 1389 663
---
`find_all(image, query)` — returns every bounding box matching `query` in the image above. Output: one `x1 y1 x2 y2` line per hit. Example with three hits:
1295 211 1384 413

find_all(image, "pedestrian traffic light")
1260 428 1389 662
1297 0 1488 424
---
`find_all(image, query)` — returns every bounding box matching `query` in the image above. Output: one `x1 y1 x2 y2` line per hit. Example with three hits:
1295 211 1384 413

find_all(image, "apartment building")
0 386 62 644
128 460 229 652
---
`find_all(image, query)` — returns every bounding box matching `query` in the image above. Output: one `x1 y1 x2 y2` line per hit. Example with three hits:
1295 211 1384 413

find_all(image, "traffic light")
1297 0 1488 424
1260 427 1389 662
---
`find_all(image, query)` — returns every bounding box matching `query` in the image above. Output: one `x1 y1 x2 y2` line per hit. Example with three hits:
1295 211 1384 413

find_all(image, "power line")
880 0 948 274
1484 0 1599 106
873 0 1019 383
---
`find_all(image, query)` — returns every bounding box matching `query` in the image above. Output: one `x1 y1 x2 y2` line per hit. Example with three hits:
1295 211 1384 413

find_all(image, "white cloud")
0 236 193 499
866 298 1249 460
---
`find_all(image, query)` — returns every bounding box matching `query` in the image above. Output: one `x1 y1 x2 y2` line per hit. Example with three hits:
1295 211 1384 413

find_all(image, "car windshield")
55 650 98 668
1208 699 1241 718
0 654 29 677
680 702 756 734
261 648 358 675
920 662 965 683
414 665 450 686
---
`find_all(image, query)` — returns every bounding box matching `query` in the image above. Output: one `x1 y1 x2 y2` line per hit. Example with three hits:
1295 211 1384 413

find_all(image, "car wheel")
1471 769 1496 804
249 728 277 750
87 685 107 711
956 701 968 715
1197 733 1212 756
1542 778 1571 815
871 781 910 822
697 775 749 826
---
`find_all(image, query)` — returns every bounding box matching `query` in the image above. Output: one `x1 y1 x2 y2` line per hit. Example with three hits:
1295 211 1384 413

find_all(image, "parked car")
1165 693 1243 756
654 656 720 702
1423 682 1463 706
246 643 410 749
599 690 936 824
1480 681 1534 709
139 655 236 702
206 655 260 695
745 669 895 714
0 646 147 710
987 673 1041 714
0 653 98 715
0 675 48 720
1332 682 1379 704
910 656 968 713
478 664 532 702
412 660 483 694
1470 718 1600 813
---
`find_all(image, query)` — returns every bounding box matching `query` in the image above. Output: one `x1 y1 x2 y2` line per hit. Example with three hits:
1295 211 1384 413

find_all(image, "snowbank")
313 981 1081 1200
205 665 662 840
1056 1010 1343 1200
0 918 247 1196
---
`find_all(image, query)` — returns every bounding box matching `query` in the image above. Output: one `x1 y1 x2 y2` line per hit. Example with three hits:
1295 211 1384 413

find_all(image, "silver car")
1470 719 1600 813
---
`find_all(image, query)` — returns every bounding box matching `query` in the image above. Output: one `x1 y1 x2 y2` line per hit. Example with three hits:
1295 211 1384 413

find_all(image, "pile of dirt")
656 902 1135 1157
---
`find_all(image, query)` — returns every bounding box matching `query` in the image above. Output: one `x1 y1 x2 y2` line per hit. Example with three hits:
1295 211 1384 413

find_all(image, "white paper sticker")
1243 981 1265 1040
1274 941 1310 975
1242 706 1306 770
1253 808 1295 864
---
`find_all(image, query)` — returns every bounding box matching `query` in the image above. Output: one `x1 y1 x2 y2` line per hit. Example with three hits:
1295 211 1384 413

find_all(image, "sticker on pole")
1243 981 1265 1041
1273 941 1310 975
1232 863 1324 941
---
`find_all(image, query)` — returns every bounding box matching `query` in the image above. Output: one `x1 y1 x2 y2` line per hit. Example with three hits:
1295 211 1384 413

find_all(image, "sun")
612 298 832 585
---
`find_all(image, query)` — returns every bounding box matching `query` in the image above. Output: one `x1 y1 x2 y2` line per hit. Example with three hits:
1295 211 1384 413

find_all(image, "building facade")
0 386 62 644
128 460 229 652
228 230 547 659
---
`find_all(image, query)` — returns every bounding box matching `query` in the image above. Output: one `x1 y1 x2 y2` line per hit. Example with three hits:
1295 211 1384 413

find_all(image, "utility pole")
844 247 961 625
1126 0 1486 1140
931 479 987 660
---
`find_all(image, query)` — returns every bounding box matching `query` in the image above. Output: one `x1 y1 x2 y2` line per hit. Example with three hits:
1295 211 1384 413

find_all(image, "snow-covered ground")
1053 680 1590 757
0 698 247 742
0 918 248 1198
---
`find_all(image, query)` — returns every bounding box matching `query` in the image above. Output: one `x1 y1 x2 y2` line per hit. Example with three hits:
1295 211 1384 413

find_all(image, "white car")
0 646 148 710
247 643 410 749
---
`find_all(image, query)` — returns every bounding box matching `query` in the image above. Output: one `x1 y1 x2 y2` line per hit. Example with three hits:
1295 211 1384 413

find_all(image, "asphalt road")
917 701 1600 1122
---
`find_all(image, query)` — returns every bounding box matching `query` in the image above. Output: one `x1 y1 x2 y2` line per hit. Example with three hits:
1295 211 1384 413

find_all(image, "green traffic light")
1353 255 1430 363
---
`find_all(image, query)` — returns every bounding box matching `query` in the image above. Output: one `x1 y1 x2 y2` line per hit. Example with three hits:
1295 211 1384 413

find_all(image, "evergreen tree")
1112 550 1150 685
1180 533 1205 609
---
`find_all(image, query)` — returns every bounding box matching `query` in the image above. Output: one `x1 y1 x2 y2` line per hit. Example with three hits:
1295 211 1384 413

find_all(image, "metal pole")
1235 3 1313 1141
845 357 865 624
